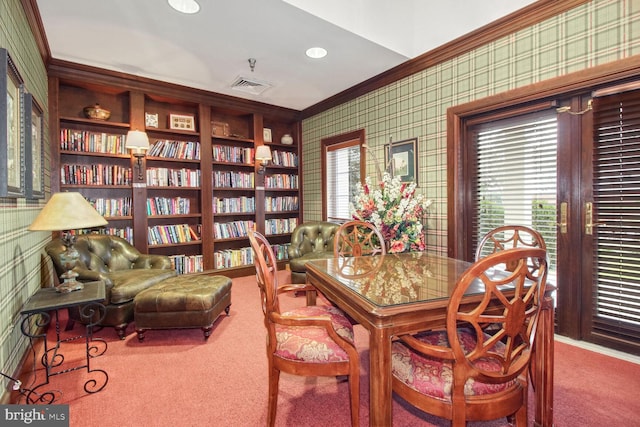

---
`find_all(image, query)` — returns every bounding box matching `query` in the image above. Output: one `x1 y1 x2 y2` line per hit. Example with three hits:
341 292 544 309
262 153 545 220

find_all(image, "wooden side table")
20 281 108 404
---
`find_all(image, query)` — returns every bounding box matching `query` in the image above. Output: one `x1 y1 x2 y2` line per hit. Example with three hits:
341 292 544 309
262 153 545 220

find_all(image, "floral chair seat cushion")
276 305 354 363
391 329 513 399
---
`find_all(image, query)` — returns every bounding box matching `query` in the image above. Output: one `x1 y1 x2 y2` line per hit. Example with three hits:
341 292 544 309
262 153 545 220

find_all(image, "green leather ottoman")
134 274 232 341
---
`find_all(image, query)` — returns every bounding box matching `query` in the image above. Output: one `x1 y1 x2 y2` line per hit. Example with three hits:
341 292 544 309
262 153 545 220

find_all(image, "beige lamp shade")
28 192 108 231
125 130 150 154
255 145 272 161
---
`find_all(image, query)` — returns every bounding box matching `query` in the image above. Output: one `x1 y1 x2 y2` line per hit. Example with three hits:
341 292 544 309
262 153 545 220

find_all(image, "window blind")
326 144 360 222
592 89 640 340
471 111 558 275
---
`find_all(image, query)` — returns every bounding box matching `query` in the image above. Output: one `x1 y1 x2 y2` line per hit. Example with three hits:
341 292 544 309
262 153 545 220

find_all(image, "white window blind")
472 110 558 275
326 143 360 222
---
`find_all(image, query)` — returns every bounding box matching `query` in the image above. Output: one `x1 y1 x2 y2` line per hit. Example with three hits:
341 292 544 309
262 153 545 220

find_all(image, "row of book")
264 174 298 189
169 254 204 274
75 228 134 244
148 140 201 160
213 196 255 214
147 197 191 216
265 217 298 235
146 167 201 187
88 197 132 217
60 129 127 154
212 145 254 164
271 150 298 167
213 247 253 269
265 196 298 212
272 243 291 261
212 171 255 188
61 164 132 186
147 223 201 245
213 220 254 239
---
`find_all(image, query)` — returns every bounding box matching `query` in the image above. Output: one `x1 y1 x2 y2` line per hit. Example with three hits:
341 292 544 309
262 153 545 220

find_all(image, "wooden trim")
47 59 301 122
20 0 52 65
301 0 590 119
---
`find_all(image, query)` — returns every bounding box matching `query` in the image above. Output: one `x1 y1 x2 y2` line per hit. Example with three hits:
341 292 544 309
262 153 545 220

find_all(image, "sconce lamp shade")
255 145 272 161
125 130 150 154
28 192 108 232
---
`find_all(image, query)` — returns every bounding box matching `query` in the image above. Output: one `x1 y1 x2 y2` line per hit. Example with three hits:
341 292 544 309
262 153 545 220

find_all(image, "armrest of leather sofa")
133 254 172 270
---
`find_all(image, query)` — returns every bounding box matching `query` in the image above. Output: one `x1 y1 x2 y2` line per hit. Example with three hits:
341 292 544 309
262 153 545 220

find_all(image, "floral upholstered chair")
391 248 548 426
248 230 360 427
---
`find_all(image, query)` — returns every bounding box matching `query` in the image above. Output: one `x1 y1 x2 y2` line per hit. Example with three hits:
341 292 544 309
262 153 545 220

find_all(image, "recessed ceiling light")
168 0 200 14
306 47 327 59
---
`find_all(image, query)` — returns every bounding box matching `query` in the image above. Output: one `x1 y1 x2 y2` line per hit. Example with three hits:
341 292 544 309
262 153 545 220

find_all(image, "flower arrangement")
350 172 432 253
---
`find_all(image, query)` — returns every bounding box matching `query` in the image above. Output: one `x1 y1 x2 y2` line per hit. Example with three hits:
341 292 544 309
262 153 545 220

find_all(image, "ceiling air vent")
230 76 273 96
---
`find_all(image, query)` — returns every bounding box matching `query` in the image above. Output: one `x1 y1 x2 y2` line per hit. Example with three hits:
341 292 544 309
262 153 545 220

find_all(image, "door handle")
557 202 568 234
585 202 606 235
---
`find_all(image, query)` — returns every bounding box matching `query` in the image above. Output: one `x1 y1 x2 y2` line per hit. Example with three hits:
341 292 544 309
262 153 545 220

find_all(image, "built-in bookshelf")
50 68 301 276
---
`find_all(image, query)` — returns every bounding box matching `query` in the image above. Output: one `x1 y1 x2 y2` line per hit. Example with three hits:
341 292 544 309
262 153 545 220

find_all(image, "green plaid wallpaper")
0 0 50 388
301 0 640 253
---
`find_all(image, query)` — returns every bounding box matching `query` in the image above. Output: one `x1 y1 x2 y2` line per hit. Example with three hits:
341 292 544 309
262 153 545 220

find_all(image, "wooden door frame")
447 57 640 338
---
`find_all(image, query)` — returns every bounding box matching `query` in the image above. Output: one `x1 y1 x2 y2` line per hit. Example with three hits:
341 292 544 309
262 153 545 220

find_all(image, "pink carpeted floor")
13 272 640 426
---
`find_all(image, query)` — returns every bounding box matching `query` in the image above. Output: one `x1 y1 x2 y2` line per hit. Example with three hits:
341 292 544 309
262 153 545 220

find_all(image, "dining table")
305 251 554 427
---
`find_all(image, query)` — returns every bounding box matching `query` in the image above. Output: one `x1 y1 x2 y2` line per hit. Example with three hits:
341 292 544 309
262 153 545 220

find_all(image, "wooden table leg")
534 296 555 427
369 327 393 426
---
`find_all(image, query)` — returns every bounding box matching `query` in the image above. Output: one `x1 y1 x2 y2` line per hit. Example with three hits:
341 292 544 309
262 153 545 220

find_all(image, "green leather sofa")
287 221 340 284
45 234 177 339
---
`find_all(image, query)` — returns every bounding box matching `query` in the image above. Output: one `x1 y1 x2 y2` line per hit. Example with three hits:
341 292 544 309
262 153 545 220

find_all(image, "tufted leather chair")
45 234 176 338
288 221 340 284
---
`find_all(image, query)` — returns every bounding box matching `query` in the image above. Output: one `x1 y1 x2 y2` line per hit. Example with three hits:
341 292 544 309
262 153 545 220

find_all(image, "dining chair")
391 247 548 426
475 225 546 261
334 220 386 257
248 230 360 427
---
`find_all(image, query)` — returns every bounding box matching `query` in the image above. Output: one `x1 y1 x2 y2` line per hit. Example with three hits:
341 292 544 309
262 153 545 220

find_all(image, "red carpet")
13 272 640 426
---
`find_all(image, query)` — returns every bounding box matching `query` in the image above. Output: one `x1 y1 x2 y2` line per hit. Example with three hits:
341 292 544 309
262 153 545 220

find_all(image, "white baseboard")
555 335 640 365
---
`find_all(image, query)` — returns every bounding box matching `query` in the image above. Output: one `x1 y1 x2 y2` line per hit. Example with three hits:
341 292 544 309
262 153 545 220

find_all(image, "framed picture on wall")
0 48 25 198
384 138 418 183
168 113 196 131
24 93 44 199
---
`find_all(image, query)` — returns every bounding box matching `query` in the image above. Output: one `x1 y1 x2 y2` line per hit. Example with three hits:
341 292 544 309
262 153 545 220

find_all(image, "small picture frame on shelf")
169 113 196 131
145 112 159 128
212 121 230 137
263 128 272 143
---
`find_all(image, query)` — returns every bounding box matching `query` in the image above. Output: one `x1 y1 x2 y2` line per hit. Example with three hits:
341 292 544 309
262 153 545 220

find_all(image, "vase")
281 134 294 145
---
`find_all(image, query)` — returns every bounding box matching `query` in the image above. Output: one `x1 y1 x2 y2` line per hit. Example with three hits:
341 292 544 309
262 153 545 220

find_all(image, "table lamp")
28 192 108 293
255 145 272 174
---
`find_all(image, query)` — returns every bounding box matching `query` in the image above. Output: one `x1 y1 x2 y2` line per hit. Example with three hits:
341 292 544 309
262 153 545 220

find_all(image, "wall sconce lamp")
255 145 272 174
125 130 150 180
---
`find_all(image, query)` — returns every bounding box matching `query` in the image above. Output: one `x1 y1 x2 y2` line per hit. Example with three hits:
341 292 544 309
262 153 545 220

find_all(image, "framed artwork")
0 48 25 198
263 128 272 143
145 112 159 128
384 138 418 183
24 93 44 199
168 113 196 131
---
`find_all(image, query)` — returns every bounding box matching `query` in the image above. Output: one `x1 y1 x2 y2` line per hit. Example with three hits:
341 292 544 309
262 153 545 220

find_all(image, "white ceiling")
36 0 536 111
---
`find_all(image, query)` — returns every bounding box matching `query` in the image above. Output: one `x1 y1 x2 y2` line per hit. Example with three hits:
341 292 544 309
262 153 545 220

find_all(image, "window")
322 130 365 222
471 110 558 277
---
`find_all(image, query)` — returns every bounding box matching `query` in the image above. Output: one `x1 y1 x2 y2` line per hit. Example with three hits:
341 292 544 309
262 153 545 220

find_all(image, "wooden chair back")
334 220 386 257
475 225 546 272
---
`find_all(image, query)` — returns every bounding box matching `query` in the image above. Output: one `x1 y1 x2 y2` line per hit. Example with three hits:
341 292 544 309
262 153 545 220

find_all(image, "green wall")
0 0 50 396
301 0 640 253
